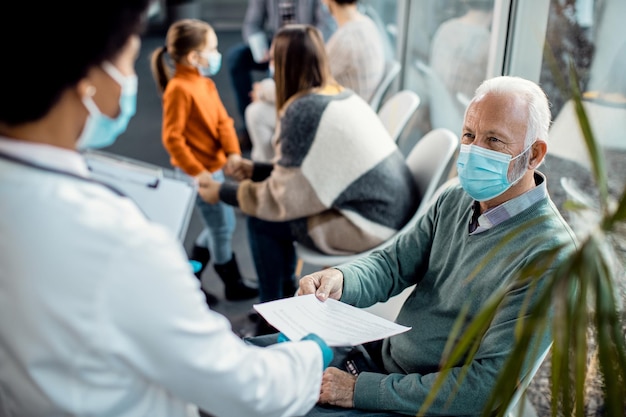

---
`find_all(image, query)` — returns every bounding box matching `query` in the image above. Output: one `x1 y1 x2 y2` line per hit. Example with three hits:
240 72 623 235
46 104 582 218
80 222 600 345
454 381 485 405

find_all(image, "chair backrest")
377 90 421 143
406 128 460 219
369 60 401 112
503 343 552 417
414 59 465 136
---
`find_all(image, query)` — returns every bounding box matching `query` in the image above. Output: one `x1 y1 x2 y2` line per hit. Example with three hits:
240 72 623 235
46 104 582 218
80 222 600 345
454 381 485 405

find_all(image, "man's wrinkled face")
462 92 530 178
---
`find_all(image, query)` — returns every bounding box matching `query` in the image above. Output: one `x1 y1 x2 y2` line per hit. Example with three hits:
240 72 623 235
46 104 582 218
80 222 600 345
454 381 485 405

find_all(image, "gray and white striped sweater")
224 89 420 255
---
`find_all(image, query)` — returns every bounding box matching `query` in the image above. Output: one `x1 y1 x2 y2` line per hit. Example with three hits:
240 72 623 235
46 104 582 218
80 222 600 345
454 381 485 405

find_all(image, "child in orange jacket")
150 19 257 305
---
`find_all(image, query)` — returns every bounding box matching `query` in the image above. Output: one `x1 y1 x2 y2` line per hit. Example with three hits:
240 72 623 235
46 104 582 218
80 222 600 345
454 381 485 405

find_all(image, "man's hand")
196 172 221 204
298 268 344 301
318 367 357 408
224 157 254 181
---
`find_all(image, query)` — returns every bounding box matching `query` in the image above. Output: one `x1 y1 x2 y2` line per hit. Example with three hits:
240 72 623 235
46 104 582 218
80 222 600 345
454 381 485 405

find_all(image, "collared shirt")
0 136 89 177
469 172 548 234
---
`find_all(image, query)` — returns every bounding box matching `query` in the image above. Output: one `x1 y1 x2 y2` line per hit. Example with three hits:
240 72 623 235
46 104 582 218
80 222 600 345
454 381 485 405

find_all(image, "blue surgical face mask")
77 62 137 149
198 51 222 76
456 143 532 201
268 63 275 78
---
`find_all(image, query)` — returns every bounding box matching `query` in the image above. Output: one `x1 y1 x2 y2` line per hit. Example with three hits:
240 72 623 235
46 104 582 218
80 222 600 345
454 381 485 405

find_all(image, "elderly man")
293 75 577 416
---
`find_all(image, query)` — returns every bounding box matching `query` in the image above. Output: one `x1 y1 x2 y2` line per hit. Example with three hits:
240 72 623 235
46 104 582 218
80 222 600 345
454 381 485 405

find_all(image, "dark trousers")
226 42 270 126
247 216 298 302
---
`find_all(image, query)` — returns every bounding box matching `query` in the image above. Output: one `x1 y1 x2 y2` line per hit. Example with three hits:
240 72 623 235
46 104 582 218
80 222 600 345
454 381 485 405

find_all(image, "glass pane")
543 0 626 171
358 0 400 62
402 0 496 151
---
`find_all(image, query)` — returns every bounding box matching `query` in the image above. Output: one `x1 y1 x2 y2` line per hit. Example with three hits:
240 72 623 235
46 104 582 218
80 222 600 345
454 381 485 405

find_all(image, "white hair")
468 76 551 147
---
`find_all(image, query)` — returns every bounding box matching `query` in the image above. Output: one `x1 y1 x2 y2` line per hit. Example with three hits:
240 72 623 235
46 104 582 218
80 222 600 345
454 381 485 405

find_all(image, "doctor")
0 1 330 417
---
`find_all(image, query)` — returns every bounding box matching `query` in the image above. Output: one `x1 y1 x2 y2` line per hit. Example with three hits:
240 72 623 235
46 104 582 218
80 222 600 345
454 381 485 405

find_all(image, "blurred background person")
150 18 259 306
246 0 385 163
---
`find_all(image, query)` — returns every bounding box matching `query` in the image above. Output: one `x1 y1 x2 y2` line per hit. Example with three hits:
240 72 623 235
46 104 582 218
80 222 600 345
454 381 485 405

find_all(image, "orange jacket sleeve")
162 85 206 176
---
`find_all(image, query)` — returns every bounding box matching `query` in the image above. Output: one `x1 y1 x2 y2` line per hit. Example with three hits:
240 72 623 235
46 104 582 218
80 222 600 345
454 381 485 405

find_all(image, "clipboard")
83 150 197 242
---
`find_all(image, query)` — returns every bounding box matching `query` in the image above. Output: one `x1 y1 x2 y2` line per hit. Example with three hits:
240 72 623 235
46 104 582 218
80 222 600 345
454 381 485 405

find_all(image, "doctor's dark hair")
0 0 151 126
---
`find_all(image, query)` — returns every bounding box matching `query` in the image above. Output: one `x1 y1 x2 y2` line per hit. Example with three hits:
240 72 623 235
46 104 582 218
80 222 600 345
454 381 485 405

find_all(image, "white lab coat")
0 137 322 417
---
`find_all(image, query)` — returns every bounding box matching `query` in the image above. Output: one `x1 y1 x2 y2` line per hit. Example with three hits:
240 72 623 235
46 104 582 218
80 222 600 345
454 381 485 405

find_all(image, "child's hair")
150 18 214 95
272 24 337 111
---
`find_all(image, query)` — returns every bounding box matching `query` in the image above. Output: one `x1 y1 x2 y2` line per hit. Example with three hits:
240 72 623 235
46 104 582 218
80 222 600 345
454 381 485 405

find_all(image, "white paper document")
253 294 411 346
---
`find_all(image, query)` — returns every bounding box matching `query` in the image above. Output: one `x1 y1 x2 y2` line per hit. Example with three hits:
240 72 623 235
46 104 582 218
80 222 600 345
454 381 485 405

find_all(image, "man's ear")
529 139 548 168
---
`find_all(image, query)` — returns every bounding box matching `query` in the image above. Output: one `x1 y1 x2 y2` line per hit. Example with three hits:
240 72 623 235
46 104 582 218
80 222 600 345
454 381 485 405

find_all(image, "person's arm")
336 195 437 308
162 85 205 176
242 0 268 43
326 32 353 91
251 161 274 181
211 81 242 157
233 99 334 221
351 279 552 415
314 248 552 415
198 161 274 206
254 78 276 104
104 223 325 417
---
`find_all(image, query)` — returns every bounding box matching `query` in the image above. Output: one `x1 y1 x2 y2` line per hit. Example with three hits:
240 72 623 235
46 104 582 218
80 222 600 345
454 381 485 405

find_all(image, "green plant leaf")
568 61 609 211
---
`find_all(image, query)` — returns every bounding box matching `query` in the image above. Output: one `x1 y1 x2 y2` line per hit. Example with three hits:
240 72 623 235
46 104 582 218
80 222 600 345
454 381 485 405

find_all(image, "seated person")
226 0 334 143
253 76 578 416
246 0 386 162
198 24 419 320
324 0 386 102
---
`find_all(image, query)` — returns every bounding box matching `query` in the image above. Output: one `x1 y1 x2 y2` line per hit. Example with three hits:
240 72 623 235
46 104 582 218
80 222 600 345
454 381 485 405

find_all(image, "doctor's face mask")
76 61 138 150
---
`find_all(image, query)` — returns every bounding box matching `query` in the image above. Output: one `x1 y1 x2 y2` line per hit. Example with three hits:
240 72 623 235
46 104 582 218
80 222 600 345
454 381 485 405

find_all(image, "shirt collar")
174 63 202 79
0 136 90 177
469 172 548 235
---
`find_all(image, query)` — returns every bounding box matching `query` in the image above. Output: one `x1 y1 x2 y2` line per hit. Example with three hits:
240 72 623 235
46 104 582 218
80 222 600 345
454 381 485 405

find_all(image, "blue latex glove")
302 333 333 370
277 332 290 343
276 332 333 370
189 260 202 273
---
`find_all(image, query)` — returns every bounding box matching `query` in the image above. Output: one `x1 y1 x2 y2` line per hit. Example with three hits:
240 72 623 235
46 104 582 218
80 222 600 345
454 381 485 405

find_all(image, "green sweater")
338 182 577 416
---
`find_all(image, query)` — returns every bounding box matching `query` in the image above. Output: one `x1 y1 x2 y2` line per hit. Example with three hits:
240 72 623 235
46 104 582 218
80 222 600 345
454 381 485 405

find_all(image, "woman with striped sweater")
198 24 419 310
